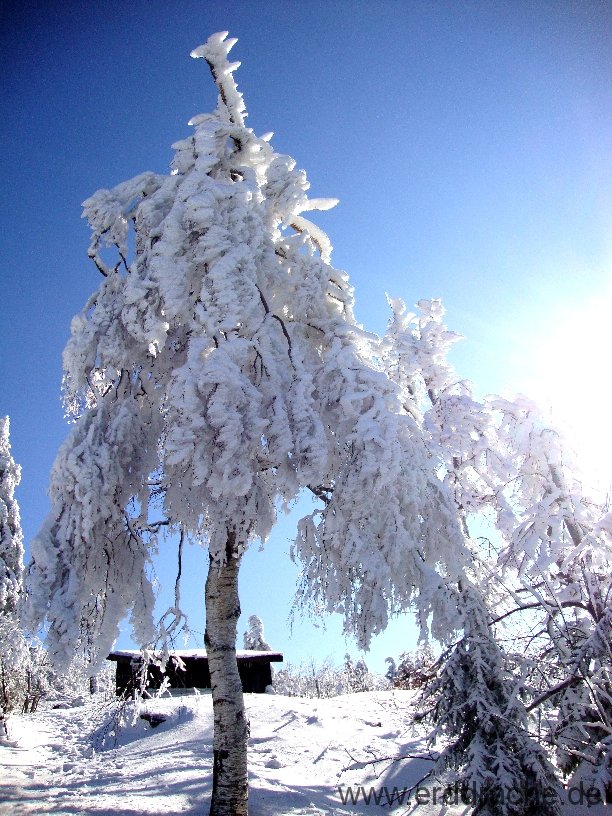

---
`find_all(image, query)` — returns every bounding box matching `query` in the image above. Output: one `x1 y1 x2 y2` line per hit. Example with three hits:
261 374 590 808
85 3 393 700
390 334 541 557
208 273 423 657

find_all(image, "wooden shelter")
107 649 283 696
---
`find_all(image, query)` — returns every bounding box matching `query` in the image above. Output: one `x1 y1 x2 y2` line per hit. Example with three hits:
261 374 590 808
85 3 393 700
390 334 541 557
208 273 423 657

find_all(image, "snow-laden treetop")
29 33 466 667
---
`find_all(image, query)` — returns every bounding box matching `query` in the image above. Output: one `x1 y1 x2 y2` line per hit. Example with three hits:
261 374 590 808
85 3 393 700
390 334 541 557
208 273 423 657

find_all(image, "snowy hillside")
0 691 606 815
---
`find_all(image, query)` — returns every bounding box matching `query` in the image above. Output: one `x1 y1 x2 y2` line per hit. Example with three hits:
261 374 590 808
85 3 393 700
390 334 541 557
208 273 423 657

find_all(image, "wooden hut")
107 649 283 696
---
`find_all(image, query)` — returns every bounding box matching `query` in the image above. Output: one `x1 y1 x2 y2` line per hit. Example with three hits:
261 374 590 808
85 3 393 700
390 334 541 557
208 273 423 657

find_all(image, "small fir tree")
419 584 563 816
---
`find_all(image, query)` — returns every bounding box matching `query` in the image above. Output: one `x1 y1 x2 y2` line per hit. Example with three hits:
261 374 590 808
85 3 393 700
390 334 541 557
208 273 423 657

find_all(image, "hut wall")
110 653 279 696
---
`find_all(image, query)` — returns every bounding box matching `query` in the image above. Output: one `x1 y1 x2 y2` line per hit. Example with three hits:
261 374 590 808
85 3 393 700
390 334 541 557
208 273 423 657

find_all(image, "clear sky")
1 0 611 672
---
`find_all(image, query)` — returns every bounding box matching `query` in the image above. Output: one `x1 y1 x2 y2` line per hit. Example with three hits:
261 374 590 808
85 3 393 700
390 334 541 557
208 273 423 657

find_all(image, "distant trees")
272 655 388 698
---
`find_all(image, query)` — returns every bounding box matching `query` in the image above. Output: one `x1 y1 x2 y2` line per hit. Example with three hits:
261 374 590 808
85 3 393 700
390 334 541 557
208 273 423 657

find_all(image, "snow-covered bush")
272 656 389 698
391 643 436 690
21 643 53 713
49 653 116 702
0 635 54 716
0 623 30 719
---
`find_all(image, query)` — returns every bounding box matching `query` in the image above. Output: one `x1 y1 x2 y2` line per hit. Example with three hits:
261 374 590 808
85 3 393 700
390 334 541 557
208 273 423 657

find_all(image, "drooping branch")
256 284 293 364
308 484 333 505
526 674 582 712
491 598 590 626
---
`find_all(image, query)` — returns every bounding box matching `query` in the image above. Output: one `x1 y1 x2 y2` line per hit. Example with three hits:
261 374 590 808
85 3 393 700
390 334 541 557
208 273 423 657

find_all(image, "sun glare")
521 290 612 498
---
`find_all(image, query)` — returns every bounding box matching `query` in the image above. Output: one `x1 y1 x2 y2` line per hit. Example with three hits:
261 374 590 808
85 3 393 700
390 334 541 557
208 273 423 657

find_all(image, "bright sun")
522 289 612 498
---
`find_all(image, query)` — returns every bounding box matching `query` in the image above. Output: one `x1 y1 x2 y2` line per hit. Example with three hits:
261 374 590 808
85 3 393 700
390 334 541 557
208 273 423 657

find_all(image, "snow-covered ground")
1 690 424 816
0 691 606 815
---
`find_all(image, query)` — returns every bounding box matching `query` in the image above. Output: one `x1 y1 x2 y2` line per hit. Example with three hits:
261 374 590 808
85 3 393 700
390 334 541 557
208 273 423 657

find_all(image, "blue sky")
1 1 610 671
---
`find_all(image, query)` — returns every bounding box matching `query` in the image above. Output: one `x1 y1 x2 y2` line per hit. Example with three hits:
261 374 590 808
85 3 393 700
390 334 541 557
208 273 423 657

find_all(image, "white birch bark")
205 531 248 816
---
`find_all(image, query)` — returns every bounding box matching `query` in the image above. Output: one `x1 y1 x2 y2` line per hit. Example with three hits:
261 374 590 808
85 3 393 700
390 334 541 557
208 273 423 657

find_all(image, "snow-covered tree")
243 615 270 651
343 653 371 692
419 584 563 816
28 33 464 815
0 417 29 732
482 398 612 794
384 656 397 683
382 297 508 532
0 417 23 618
382 298 612 587
383 297 612 799
547 598 611 800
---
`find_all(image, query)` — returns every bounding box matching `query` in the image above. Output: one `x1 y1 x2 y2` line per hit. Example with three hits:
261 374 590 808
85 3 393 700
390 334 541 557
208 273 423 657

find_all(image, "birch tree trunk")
205 531 248 816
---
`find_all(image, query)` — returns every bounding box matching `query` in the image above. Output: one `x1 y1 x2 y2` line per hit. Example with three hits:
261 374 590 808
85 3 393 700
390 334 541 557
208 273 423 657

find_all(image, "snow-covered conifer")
0 417 29 730
29 33 465 816
0 417 23 617
419 584 562 816
243 615 270 651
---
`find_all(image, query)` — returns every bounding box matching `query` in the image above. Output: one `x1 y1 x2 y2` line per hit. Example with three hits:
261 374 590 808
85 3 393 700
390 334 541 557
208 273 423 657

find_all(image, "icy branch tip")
190 32 246 127
190 31 238 61
304 198 339 212
385 294 406 314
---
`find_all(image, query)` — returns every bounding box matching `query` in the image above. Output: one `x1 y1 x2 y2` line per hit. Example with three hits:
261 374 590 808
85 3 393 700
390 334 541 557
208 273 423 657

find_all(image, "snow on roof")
107 649 283 661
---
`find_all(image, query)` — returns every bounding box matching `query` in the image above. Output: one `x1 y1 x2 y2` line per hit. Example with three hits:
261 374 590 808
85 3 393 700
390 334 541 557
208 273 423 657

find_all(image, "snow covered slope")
0 692 606 815
1 691 416 815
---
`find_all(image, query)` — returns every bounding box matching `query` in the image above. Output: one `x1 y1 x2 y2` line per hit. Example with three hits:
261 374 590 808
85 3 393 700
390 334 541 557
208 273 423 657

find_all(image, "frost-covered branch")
191 31 246 130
